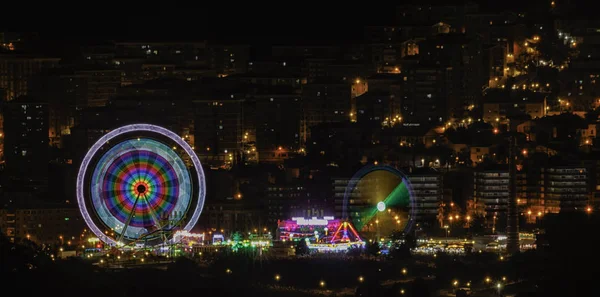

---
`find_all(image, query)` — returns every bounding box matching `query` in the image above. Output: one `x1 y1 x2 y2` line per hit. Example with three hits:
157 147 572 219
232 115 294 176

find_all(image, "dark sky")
36 4 398 43
2 0 593 44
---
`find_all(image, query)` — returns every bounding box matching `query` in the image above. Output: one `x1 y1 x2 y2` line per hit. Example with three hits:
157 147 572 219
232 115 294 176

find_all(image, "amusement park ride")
76 124 417 257
277 217 365 252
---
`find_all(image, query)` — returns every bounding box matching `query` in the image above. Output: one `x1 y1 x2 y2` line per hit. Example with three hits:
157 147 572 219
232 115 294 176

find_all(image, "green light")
64 217 69 221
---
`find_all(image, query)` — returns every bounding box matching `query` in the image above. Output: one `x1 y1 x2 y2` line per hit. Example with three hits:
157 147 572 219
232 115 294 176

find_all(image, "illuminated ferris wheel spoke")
117 193 142 243
143 195 166 229
143 197 171 243
138 152 153 182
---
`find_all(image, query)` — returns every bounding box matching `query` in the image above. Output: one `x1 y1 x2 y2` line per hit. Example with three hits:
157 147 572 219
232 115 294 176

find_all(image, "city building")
2 96 49 183
544 167 590 213
473 168 509 229
0 53 60 101
407 168 443 226
194 96 245 166
482 90 547 124
198 200 264 234
0 207 85 245
301 81 352 142
400 63 452 124
252 91 302 163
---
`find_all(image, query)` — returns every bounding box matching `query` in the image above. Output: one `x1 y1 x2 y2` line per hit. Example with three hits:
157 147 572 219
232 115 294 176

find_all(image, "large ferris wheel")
76 124 206 247
343 165 417 238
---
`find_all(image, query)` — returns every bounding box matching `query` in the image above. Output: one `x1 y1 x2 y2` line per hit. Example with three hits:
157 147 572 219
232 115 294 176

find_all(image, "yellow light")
538 211 542 216
485 277 491 283
402 268 407 274
275 274 281 281
355 79 360 84
400 289 405 294
587 206 592 213
358 276 364 282
320 280 326 287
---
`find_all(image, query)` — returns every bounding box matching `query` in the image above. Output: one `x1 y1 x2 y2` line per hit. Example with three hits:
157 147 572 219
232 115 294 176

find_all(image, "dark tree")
294 239 310 256
365 241 381 257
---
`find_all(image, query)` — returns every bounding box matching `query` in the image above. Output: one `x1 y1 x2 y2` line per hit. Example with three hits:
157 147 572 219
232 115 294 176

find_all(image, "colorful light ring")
91 139 191 239
77 124 206 246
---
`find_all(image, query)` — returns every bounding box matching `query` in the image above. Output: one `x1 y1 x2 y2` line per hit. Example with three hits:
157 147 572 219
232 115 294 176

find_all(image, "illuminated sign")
291 216 335 226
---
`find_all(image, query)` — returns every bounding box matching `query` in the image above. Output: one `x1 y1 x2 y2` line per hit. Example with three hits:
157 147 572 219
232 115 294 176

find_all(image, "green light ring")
342 165 417 234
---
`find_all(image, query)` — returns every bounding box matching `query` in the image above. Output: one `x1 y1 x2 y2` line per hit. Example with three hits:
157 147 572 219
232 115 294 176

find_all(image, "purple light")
77 124 206 246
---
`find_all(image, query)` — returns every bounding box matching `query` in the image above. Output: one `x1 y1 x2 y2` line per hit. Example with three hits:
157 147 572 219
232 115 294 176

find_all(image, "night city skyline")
2 1 600 296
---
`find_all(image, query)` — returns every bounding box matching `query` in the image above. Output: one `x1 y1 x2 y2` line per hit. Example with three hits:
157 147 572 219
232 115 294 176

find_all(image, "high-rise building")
301 81 351 142
194 97 245 166
544 167 590 213
2 96 48 183
401 63 452 124
28 69 88 148
252 92 302 163
0 53 60 101
473 169 509 230
408 168 443 226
